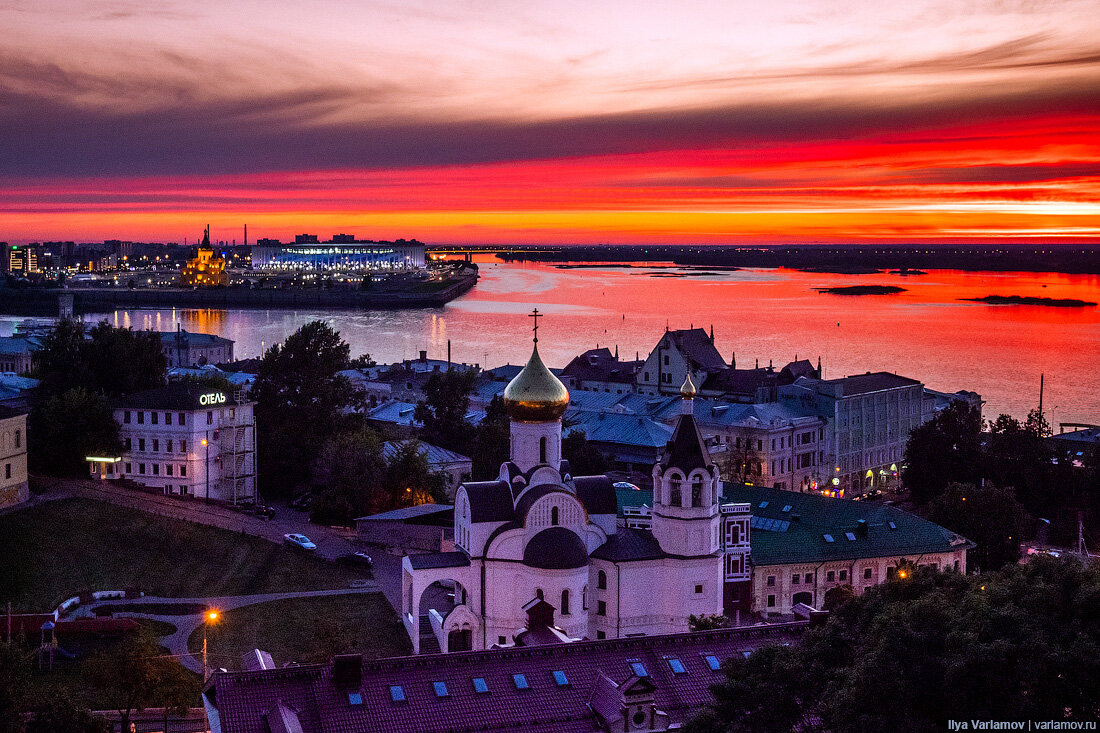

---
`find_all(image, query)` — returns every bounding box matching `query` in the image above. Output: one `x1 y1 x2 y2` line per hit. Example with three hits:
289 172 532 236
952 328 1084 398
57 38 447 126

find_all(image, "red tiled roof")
210 623 807 733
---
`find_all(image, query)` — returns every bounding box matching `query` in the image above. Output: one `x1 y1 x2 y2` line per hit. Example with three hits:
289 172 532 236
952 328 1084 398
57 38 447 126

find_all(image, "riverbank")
0 267 478 316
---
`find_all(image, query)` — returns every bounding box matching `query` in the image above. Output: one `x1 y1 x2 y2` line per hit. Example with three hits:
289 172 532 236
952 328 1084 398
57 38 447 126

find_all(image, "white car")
283 533 317 551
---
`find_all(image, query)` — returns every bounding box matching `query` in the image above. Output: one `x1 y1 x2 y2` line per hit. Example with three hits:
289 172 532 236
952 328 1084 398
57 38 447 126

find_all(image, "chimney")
855 519 868 537
332 654 362 687
419 350 427 362
731 352 735 369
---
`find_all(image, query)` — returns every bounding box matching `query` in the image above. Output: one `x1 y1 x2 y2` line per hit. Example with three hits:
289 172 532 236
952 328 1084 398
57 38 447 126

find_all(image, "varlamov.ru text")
948 722 1096 731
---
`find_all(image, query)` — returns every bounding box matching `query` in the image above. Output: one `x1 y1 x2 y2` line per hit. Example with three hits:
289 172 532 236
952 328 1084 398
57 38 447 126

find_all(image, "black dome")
522 527 588 569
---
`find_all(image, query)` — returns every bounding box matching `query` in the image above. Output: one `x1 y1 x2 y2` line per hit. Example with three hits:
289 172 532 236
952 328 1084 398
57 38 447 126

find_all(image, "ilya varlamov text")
948 723 1097 731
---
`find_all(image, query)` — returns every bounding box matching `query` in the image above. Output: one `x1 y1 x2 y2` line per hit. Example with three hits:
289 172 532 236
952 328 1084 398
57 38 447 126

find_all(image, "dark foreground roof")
208 623 808 733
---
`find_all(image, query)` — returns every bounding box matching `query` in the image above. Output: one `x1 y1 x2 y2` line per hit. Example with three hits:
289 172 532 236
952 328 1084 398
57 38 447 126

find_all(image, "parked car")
290 493 312 511
251 504 276 519
613 481 642 491
338 552 373 571
283 533 317 551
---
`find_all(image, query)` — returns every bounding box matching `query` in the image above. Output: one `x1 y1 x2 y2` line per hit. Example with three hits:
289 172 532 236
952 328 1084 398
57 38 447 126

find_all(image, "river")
4 259 1098 425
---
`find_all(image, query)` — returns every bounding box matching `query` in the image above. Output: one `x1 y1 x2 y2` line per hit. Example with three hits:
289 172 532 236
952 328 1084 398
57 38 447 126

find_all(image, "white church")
401 319 751 654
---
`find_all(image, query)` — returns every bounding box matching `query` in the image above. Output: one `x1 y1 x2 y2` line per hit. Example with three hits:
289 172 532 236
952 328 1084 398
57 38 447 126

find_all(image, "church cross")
530 308 541 343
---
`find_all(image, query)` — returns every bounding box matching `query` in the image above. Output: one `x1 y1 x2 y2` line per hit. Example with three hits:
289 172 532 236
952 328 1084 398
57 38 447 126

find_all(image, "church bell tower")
650 374 722 557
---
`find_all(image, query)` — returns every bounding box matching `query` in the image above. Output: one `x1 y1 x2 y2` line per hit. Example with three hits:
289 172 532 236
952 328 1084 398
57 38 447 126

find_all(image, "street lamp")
201 437 209 502
203 610 219 682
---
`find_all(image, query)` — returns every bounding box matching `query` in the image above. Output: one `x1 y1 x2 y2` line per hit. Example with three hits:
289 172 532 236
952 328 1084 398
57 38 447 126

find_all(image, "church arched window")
551 506 559 526
670 478 682 507
691 478 704 507
561 589 570 615
539 436 547 463
582 585 588 610
597 570 607 590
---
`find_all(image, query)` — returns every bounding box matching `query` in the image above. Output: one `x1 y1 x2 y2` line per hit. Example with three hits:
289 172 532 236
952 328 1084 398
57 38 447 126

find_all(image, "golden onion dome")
503 343 569 422
681 372 698 398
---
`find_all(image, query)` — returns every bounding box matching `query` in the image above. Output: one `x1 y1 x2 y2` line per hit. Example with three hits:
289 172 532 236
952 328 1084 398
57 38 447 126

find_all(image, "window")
827 571 835 582
694 584 703 595
552 670 569 686
389 685 406 702
845 532 857 541
597 570 607 589
180 465 187 477
561 589 570 615
124 411 131 424
781 505 792 512
668 658 686 675
758 501 769 508
551 506 559 526
597 631 606 639
670 478 681 506
167 440 173 452
207 410 213 425
165 413 172 425
4 464 9 479
125 438 132 450
823 534 835 543
348 692 362 705
512 674 529 690
864 568 872 579
539 436 547 463
153 439 159 452
433 681 448 698
767 594 776 607
137 412 144 425
138 463 145 474
166 465 173 477
473 677 488 693
704 655 721 671
178 412 186 425
766 575 775 587
125 463 131 473
152 464 159 475
597 600 607 616
691 478 703 507
582 585 588 610
139 439 146 451
630 662 648 678
151 412 158 425
805 573 813 584
840 570 847 581
180 440 187 453
792 574 799 585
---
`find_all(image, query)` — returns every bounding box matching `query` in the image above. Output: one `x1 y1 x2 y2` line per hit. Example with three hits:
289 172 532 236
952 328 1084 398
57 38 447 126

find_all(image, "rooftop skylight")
389 685 406 702
473 677 488 693
704 655 721 671
433 681 449 698
513 673 529 690
668 658 686 674
630 662 649 678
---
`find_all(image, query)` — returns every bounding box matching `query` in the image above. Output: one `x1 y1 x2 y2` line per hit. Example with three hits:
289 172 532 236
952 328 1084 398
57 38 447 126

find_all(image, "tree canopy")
902 400 982 505
414 369 477 454
686 557 1100 733
28 388 122 476
251 321 358 494
928 482 1028 571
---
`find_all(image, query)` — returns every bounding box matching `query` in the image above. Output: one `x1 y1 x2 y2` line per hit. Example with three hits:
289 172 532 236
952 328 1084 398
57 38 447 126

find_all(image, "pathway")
81 587 381 674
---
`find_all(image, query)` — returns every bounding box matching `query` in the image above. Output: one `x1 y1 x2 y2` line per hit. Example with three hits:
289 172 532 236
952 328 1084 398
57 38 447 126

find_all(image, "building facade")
250 241 426 272
106 384 257 504
0 407 29 509
158 328 234 368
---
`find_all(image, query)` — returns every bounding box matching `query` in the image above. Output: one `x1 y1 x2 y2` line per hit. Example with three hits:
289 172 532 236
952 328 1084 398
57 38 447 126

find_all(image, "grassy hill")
0 498 367 611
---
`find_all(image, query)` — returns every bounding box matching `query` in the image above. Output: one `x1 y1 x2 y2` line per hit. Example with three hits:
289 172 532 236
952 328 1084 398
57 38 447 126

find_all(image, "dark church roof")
590 526 667 563
573 476 617 515
463 481 515 523
658 413 712 474
523 527 589 569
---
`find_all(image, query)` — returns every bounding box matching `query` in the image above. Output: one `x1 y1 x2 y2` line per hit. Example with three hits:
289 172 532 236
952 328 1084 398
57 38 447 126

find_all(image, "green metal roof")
722 483 972 566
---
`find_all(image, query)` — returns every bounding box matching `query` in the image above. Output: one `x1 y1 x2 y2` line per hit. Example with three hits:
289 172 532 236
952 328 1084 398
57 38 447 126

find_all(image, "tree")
688 613 728 631
25 694 108 733
309 428 387 524
83 321 166 396
81 629 197 733
928 482 1029 571
31 317 89 395
384 439 448 508
561 429 607 475
722 434 762 485
414 369 476 454
0 644 30 733
687 558 1100 732
252 321 358 494
470 395 510 480
902 400 982 504
28 388 122 476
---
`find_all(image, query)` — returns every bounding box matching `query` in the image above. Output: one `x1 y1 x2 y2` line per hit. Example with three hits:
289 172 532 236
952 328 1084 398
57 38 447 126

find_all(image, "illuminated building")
180 226 228 287
250 239 426 272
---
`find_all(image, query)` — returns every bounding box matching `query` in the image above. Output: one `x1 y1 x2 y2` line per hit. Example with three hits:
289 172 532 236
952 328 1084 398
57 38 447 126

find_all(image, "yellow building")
180 226 228 287
0 407 29 509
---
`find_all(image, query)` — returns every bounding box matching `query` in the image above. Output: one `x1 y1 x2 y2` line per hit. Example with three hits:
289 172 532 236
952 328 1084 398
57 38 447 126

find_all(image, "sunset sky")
2 0 1099 245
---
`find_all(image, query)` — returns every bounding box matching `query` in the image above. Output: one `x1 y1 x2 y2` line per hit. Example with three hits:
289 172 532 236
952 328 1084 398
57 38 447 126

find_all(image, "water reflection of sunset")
47 262 1098 426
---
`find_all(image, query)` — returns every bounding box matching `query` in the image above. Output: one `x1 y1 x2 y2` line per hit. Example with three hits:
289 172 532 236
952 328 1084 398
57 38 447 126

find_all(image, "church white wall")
481 563 590 646
510 419 562 472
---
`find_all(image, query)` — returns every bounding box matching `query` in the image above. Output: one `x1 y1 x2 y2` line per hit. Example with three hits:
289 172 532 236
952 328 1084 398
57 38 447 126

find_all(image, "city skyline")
1 0 1099 244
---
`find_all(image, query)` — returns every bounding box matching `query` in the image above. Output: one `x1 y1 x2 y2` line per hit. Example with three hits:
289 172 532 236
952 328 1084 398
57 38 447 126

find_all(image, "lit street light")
203 609 219 682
